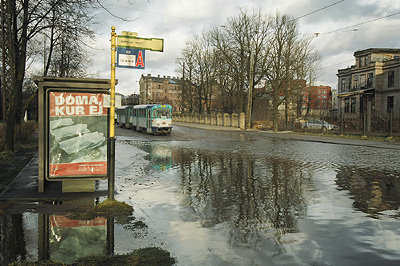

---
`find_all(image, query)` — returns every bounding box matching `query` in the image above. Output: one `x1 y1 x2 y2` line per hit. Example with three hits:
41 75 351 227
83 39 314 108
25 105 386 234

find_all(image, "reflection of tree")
335 167 400 217
175 148 312 245
0 214 27 265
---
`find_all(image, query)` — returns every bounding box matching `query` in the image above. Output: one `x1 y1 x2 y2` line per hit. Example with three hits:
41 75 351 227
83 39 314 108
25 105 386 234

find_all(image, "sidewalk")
173 121 400 150
0 154 107 201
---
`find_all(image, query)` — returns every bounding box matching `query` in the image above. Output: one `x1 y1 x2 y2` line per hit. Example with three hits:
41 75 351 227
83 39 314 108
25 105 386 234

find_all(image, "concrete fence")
174 112 246 130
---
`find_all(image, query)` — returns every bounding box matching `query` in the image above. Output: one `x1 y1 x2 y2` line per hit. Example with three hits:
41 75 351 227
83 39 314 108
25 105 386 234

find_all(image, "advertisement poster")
48 91 108 178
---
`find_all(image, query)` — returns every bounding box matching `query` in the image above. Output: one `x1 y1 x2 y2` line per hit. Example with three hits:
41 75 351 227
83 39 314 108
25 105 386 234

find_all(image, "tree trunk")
4 0 29 152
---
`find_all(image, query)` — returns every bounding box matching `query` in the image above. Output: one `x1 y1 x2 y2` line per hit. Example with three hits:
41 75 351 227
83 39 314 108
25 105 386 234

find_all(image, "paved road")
171 121 400 149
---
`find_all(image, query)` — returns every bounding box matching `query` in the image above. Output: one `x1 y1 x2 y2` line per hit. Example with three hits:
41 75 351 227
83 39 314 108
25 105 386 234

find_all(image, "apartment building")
139 74 183 112
337 48 400 118
301 85 333 111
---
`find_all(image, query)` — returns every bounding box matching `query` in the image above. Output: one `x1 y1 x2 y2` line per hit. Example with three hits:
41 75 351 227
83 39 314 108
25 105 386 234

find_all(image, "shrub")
0 121 37 151
14 121 37 143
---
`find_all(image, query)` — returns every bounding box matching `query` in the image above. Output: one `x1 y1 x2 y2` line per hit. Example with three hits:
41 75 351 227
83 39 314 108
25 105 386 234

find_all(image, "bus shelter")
35 77 117 193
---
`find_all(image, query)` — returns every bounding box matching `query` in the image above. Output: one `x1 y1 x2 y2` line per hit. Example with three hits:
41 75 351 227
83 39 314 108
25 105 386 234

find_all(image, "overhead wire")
105 0 347 28
293 0 346 21
320 11 400 36
105 2 223 27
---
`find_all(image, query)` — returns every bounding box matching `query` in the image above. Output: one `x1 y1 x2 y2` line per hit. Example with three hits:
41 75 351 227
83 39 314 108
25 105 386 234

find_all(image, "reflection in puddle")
128 141 172 171
39 198 112 264
173 148 314 246
335 167 400 218
0 214 28 264
2 138 400 265
124 140 400 265
49 215 107 264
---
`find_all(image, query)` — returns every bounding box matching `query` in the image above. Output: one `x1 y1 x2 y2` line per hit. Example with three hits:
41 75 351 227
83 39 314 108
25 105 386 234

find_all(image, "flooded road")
2 125 400 265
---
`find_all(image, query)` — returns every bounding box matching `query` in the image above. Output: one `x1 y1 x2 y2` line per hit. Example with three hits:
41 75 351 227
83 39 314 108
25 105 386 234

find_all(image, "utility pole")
246 40 255 129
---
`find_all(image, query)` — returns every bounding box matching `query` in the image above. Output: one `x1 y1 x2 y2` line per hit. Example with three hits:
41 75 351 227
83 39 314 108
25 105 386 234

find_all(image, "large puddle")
2 136 400 265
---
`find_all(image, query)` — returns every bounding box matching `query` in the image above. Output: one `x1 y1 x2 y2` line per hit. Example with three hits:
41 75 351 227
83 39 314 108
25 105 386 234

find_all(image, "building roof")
141 74 183 85
354 48 400 57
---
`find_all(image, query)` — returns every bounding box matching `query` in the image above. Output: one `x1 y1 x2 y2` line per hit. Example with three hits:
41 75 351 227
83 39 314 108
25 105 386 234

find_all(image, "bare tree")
1 0 98 152
176 44 196 112
210 8 272 114
177 8 321 130
266 13 321 131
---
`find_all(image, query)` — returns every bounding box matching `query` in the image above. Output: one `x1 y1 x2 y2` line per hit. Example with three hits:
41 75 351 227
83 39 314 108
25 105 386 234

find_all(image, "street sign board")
116 47 145 69
117 35 164 52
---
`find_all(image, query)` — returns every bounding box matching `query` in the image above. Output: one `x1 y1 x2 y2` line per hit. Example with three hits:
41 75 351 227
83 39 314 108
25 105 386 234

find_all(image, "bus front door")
147 109 152 133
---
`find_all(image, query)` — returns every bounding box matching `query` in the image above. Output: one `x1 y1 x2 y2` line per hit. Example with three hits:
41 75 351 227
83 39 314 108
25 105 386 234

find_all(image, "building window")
344 98 350 113
348 77 352 90
387 96 394 112
351 98 356 113
388 71 395 87
354 75 359 90
341 79 347 93
360 74 366 88
367 73 373 88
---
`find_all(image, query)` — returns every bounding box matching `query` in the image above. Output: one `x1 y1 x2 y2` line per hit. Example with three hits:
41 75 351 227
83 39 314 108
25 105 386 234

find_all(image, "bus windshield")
153 109 171 118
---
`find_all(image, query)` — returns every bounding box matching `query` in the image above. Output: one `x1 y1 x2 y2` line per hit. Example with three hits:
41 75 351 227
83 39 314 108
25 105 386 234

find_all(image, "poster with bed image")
48 91 108 178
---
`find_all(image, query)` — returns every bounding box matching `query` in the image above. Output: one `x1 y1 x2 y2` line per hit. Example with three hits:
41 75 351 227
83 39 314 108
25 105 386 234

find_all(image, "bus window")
155 109 171 118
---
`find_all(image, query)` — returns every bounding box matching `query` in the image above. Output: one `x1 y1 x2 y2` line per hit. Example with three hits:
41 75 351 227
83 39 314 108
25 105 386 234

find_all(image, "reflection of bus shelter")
37 198 114 262
35 77 116 193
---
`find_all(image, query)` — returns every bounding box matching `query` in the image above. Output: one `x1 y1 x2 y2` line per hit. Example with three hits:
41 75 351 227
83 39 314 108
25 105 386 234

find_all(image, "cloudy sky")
89 0 400 95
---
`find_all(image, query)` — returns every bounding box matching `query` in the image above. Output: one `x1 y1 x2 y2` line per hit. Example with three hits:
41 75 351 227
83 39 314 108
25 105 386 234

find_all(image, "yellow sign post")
108 26 117 200
108 27 163 200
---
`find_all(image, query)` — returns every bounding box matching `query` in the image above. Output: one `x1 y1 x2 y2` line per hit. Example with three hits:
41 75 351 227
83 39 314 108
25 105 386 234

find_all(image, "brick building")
301 85 332 111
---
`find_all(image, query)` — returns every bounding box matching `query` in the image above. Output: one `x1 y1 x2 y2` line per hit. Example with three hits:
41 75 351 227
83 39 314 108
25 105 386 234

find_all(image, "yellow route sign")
117 35 164 52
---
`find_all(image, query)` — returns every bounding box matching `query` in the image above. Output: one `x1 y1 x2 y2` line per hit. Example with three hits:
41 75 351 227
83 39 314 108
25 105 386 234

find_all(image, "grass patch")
94 199 134 217
66 199 134 224
8 247 176 266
